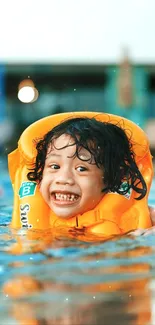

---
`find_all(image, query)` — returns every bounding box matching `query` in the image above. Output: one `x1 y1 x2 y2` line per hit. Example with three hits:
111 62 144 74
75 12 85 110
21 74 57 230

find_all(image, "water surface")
0 165 155 325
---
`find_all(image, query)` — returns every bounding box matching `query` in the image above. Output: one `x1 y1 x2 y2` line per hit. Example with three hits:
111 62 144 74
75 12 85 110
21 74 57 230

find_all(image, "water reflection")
0 227 155 325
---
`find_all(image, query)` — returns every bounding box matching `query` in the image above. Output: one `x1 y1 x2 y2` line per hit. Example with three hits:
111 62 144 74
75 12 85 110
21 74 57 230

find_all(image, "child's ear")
101 176 105 187
37 180 41 188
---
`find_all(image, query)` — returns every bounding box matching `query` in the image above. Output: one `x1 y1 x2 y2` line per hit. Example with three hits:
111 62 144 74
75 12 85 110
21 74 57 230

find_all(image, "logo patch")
109 182 132 200
19 182 37 198
20 204 32 228
119 182 132 199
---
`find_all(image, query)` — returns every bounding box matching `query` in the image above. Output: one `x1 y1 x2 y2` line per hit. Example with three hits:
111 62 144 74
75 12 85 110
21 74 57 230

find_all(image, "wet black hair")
27 116 147 200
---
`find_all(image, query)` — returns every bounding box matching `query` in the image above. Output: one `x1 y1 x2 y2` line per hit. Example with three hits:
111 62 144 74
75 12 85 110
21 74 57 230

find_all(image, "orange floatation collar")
8 112 153 236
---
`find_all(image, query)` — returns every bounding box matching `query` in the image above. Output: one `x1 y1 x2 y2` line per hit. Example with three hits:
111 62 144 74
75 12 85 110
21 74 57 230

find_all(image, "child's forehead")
47 134 92 160
50 134 76 148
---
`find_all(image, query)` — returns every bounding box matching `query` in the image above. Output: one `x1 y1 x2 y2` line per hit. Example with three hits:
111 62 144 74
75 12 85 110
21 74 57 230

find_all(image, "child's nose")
55 169 75 185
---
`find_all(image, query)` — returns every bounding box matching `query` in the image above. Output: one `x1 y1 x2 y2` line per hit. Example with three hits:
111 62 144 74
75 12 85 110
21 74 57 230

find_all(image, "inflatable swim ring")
8 112 153 236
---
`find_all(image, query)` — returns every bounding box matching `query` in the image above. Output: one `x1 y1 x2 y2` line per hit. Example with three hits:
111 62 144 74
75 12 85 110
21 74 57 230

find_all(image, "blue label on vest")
19 182 37 198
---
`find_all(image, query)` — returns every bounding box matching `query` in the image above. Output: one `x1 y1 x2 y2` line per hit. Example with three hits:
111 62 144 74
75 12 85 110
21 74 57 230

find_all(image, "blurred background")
0 0 155 157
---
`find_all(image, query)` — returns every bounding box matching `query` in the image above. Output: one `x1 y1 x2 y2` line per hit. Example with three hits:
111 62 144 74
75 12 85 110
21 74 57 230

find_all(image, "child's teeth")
55 193 78 201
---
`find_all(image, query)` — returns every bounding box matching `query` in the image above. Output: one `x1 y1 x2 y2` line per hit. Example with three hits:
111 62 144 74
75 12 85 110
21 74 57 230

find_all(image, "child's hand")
129 226 155 236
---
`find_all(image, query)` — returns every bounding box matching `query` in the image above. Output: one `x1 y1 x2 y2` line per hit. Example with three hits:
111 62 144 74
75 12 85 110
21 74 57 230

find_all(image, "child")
9 112 154 237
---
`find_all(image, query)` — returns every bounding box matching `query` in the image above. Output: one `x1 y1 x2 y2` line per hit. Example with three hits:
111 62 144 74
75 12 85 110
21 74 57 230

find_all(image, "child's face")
39 134 104 219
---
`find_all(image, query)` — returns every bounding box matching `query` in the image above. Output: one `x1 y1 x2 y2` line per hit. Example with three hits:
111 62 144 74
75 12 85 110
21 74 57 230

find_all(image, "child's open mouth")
51 192 80 204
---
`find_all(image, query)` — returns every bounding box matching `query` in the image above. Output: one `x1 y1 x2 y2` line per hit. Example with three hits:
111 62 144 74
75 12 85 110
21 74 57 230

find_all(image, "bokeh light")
17 79 39 103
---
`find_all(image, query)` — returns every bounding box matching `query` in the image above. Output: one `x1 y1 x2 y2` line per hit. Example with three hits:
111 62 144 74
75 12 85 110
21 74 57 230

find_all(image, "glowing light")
31 88 39 102
17 78 39 103
18 86 35 103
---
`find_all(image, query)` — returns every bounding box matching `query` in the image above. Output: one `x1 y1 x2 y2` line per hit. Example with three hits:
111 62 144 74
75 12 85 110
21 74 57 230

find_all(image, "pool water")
0 164 155 325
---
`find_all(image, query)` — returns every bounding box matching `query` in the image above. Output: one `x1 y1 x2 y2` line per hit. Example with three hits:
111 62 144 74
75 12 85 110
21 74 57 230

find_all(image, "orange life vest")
8 112 153 236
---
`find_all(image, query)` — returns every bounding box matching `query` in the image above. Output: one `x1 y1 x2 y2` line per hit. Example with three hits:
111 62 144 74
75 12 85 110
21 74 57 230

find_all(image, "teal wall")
104 66 148 129
0 65 5 122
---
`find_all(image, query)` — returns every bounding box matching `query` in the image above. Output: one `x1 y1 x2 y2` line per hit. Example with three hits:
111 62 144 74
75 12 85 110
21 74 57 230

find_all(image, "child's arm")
129 206 155 236
149 206 155 225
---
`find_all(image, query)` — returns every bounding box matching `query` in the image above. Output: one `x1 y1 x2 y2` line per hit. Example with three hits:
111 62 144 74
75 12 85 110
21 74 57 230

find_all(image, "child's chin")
56 214 74 219
52 208 76 219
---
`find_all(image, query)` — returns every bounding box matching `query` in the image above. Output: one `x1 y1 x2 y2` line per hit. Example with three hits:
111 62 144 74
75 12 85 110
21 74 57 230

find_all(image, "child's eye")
50 164 60 170
76 166 88 172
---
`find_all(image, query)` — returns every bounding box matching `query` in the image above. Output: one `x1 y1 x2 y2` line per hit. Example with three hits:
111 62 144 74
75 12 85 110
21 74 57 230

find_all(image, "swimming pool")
0 163 155 325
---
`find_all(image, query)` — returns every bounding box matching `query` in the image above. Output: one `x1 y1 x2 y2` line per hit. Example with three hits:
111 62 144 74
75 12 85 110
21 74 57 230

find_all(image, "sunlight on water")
0 163 155 324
